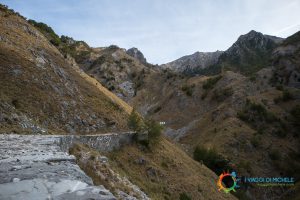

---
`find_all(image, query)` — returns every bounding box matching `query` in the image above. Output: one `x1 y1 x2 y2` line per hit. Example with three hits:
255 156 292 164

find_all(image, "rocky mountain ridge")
160 51 223 74
161 30 284 76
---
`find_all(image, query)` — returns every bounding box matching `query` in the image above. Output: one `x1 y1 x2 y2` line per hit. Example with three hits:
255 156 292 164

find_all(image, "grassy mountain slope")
0 5 131 134
27 18 160 103
24 22 156 102
70 137 237 200
130 67 300 199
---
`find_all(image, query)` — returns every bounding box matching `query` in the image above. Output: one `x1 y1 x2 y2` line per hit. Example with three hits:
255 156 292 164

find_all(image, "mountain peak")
248 29 261 35
126 47 147 64
237 30 283 44
237 30 264 42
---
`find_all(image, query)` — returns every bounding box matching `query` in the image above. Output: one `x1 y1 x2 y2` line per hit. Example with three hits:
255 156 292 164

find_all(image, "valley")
0 3 299 200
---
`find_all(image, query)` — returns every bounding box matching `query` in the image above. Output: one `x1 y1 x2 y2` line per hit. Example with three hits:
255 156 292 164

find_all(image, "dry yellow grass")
69 138 237 200
75 68 133 114
106 138 237 200
0 8 130 134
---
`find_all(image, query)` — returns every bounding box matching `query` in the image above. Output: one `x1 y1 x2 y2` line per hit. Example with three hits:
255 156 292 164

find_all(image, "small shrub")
128 110 143 132
250 135 261 148
290 105 300 135
179 192 192 200
273 97 280 104
90 154 96 161
145 119 163 141
131 72 137 78
193 145 230 175
129 111 163 146
28 19 61 46
282 90 293 101
291 105 300 119
11 99 21 109
201 91 208 100
274 90 293 103
273 128 287 138
161 161 168 169
249 75 256 82
202 75 222 90
153 106 162 113
269 149 281 160
237 100 277 123
211 87 233 102
261 99 268 106
181 84 195 96
276 85 284 91
108 85 115 91
237 100 285 136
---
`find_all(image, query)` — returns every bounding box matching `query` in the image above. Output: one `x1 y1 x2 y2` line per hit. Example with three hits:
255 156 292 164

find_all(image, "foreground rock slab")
0 134 116 200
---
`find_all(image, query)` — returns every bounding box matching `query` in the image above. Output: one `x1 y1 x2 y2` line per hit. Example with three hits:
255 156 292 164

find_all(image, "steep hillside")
27 19 160 102
81 46 155 101
70 137 237 200
160 51 223 74
130 66 300 199
0 5 131 134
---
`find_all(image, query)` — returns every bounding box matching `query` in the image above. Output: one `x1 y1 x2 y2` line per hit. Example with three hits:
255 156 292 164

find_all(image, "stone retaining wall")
59 132 135 152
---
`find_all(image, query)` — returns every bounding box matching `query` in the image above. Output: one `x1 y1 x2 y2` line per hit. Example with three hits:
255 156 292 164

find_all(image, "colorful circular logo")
217 171 240 193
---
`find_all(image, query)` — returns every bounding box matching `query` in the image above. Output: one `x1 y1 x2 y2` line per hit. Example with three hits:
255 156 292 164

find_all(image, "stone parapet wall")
59 132 135 152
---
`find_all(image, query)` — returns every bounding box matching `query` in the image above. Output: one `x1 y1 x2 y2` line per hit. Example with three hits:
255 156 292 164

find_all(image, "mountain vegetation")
1 3 299 200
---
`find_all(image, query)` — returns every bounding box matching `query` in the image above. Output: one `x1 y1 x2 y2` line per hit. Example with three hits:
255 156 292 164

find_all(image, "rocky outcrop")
126 47 147 64
0 134 117 200
161 51 223 73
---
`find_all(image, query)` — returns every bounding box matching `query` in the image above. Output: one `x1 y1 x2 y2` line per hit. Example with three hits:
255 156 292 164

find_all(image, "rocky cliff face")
126 47 147 64
161 51 223 74
75 45 153 101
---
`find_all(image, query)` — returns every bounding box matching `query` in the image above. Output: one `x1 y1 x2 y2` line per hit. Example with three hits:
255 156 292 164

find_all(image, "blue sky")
1 0 300 64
